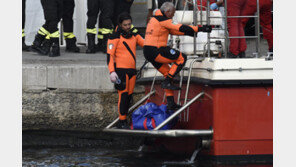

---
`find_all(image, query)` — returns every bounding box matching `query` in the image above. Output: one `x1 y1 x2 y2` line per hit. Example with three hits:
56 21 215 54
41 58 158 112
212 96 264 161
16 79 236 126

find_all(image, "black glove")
199 25 212 33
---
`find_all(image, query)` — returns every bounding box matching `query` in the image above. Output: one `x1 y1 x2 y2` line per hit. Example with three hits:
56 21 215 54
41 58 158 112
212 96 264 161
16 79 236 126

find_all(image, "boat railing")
105 90 156 129
178 0 262 58
103 56 212 138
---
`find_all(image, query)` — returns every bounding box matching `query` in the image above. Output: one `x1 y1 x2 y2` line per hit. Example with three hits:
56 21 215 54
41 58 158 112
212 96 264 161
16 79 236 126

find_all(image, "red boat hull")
145 83 273 156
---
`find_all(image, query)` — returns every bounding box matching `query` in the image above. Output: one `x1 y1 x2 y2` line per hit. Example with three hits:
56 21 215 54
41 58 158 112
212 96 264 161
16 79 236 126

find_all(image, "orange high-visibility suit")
107 28 144 121
143 9 199 97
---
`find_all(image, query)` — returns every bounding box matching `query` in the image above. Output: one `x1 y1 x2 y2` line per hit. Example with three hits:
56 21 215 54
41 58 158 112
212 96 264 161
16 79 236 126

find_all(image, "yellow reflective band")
50 31 59 38
131 24 138 33
45 35 50 39
22 29 24 33
87 28 97 34
99 28 113 34
132 28 138 33
97 34 103 39
22 32 25 37
40 27 50 35
63 32 75 39
38 30 46 36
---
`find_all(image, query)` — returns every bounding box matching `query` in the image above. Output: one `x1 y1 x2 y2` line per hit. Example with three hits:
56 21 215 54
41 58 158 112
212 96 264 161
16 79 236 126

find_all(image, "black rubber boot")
228 52 238 58
86 33 96 53
161 77 181 90
167 96 182 111
37 39 52 55
49 38 60 57
96 38 103 52
269 48 273 57
117 119 130 129
238 52 246 58
22 37 30 51
65 37 80 53
30 33 45 52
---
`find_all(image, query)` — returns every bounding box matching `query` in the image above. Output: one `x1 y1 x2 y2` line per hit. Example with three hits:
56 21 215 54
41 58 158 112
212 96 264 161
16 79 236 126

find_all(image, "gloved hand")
210 3 219 10
199 25 212 33
110 72 119 83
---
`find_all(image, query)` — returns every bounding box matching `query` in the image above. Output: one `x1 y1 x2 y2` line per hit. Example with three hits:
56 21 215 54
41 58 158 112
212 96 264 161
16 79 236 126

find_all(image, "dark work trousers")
86 0 101 29
87 0 114 30
22 0 26 30
41 0 75 34
61 0 75 33
41 0 63 34
112 0 134 27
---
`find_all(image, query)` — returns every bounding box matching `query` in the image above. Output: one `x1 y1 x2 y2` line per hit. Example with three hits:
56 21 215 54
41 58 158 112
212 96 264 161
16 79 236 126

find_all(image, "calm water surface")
23 147 273 167
22 131 273 167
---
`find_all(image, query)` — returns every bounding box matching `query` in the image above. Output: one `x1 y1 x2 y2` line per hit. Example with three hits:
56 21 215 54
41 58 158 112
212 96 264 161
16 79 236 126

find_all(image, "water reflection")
23 147 272 167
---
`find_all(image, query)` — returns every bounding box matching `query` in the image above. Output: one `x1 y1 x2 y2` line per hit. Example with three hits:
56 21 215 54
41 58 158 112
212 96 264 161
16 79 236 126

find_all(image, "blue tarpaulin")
131 103 178 130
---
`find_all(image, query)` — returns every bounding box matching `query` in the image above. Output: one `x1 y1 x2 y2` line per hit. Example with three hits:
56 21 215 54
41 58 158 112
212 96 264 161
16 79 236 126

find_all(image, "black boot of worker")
66 37 80 53
167 96 182 111
117 119 130 129
228 52 238 58
161 77 181 90
22 37 30 51
238 52 246 58
49 38 60 57
86 34 96 53
269 48 273 57
96 38 103 52
30 34 45 52
37 39 52 55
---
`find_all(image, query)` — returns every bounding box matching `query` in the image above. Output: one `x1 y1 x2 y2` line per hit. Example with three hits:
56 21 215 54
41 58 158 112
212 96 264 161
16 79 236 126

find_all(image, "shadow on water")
22 130 273 167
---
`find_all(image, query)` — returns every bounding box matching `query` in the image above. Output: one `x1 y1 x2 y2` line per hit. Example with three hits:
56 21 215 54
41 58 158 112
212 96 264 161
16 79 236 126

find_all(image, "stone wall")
22 87 145 131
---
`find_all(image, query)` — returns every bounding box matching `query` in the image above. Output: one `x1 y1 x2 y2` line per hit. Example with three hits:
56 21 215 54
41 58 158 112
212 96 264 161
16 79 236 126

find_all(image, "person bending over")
143 2 212 110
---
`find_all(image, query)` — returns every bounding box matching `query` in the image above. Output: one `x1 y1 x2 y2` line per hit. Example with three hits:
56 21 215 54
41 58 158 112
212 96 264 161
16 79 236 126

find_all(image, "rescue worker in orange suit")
31 0 80 57
241 0 273 54
211 0 248 58
86 0 114 53
143 2 212 110
22 0 30 51
147 0 172 24
107 13 144 129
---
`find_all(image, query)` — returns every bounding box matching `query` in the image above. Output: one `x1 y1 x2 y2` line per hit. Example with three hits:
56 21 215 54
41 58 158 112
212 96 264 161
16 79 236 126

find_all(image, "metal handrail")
206 0 211 57
105 90 156 129
193 0 197 55
154 92 205 130
103 128 213 138
184 59 200 106
154 0 158 9
189 0 261 58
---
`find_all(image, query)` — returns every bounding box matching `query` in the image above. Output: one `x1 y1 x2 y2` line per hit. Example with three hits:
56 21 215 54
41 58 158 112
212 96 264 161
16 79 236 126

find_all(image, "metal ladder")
180 0 262 58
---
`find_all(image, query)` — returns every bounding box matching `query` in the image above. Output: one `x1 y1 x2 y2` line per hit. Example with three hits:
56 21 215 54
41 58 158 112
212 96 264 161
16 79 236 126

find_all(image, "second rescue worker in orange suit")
107 13 144 129
143 2 212 110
